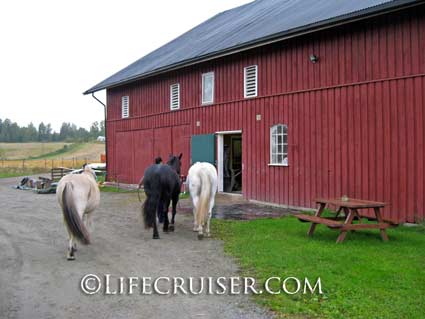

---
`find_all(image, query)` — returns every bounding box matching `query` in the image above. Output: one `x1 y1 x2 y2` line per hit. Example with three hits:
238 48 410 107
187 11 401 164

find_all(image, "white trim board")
216 130 242 192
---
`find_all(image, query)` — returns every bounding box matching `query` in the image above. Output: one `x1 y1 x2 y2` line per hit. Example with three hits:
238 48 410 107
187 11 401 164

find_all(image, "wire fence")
0 158 98 170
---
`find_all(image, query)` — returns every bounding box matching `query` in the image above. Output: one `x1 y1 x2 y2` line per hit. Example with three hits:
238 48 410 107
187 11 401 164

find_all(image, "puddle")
179 202 294 220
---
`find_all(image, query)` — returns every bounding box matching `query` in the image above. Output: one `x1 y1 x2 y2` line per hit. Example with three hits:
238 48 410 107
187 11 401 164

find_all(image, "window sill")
268 163 289 167
201 101 214 106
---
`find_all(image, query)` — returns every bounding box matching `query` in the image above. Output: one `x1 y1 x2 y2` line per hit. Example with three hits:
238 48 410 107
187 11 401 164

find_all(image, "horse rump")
62 183 90 245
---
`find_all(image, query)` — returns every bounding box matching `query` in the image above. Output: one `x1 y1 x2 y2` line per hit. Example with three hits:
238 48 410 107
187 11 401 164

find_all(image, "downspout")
91 92 108 180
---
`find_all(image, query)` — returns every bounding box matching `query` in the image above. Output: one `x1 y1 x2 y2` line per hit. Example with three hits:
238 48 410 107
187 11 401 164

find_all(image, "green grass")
28 143 84 159
179 192 190 199
213 216 425 319
99 185 138 193
0 167 48 178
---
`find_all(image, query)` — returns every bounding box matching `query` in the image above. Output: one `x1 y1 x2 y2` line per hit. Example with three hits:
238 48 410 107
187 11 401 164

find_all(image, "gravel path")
0 176 272 319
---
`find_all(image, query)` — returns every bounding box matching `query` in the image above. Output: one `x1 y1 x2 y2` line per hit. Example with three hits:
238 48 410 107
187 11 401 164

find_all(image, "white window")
202 72 214 104
121 96 129 118
244 65 258 98
270 124 288 166
170 83 180 110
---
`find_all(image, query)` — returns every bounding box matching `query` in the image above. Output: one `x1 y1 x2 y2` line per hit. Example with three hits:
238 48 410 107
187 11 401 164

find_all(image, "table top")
315 197 387 208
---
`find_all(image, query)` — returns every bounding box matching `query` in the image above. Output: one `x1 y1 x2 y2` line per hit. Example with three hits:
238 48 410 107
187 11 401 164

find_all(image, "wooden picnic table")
295 198 391 243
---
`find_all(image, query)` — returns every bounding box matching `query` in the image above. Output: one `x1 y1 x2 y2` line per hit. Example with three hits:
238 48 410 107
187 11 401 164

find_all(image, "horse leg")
153 220 160 239
192 196 199 232
163 198 171 233
169 193 179 232
196 195 204 240
205 196 215 238
66 229 76 260
157 200 164 224
83 212 93 233
197 224 204 240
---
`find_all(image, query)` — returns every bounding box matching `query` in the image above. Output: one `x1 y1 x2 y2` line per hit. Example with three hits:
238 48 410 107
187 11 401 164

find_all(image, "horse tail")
196 169 212 227
62 182 90 245
142 189 160 229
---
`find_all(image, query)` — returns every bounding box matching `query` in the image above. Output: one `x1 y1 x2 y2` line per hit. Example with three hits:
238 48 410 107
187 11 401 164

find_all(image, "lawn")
0 142 71 159
0 142 104 160
0 167 48 178
213 216 425 319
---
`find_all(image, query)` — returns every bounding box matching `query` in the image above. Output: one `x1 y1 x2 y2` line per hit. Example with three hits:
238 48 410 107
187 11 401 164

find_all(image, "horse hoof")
197 234 204 240
153 235 160 239
67 255 75 261
169 225 175 232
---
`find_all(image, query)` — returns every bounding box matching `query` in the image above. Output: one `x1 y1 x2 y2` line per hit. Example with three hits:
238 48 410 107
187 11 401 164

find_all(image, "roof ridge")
84 0 419 94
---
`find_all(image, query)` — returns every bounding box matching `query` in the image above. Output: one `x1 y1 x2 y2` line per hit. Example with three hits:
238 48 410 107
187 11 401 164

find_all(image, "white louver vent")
170 83 180 110
121 96 129 118
244 65 258 98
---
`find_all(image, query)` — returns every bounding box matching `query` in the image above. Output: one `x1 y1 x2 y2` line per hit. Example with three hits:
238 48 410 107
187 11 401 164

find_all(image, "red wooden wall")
105 6 425 223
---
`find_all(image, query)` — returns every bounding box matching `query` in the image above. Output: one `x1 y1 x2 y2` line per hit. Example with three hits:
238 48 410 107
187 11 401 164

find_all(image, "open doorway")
216 131 242 193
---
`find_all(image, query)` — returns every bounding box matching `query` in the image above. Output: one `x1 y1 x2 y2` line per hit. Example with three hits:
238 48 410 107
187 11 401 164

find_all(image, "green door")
191 134 216 165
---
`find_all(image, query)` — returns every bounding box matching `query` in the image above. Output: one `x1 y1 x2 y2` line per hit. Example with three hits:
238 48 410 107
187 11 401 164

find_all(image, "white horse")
187 162 218 239
56 165 100 260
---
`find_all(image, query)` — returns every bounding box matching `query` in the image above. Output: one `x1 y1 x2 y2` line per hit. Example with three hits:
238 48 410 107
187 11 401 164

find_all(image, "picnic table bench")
295 198 395 243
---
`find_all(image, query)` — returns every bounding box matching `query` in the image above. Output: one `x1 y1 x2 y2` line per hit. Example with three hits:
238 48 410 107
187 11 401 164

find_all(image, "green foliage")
0 117 105 143
213 217 425 319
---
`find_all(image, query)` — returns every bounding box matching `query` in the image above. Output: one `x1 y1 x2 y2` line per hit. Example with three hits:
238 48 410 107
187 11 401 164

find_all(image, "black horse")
142 153 182 239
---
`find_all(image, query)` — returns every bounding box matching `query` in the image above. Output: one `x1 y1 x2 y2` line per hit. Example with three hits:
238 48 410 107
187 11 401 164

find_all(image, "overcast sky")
0 0 251 132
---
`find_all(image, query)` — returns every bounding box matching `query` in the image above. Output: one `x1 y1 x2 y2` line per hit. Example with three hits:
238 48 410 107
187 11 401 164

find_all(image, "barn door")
133 129 153 182
115 131 134 183
191 134 215 165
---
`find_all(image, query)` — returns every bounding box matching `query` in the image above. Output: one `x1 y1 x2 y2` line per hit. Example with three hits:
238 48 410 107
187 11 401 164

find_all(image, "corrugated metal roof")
84 0 419 94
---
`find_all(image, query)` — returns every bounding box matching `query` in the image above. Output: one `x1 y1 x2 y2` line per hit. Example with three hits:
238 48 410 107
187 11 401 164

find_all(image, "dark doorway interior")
223 134 242 193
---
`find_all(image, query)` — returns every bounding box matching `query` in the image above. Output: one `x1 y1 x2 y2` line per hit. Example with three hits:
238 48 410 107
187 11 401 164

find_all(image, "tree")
0 117 103 142
90 121 100 139
99 120 105 136
24 122 38 142
38 122 46 141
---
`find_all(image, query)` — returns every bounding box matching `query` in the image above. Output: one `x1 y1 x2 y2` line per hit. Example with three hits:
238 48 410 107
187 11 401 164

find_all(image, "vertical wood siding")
106 7 425 223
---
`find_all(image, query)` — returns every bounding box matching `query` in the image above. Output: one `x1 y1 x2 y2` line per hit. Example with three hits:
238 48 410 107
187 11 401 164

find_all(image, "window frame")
244 65 258 98
121 95 129 118
170 83 180 110
201 71 214 105
269 124 288 166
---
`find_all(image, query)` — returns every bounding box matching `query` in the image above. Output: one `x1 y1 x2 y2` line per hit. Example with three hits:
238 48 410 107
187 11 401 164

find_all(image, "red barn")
85 0 425 223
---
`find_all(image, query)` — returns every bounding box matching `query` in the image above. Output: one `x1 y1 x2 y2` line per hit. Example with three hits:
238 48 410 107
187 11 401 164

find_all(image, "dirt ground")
0 176 279 319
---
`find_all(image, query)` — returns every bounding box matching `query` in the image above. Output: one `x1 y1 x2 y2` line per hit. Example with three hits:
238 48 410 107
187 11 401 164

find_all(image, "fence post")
51 159 54 169
45 159 47 169
22 159 25 169
61 158 64 167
